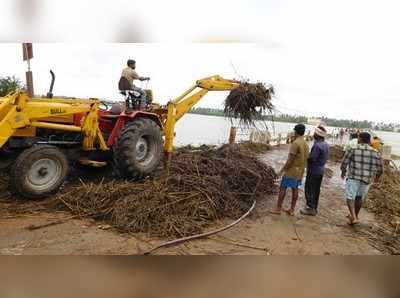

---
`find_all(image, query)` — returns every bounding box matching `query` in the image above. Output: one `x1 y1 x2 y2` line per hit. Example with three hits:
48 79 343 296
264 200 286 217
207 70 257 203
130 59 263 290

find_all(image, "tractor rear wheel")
114 118 163 179
10 145 69 199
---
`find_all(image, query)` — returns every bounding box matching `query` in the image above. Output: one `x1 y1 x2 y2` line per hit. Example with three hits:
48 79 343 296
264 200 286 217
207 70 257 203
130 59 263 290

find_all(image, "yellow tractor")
0 73 240 199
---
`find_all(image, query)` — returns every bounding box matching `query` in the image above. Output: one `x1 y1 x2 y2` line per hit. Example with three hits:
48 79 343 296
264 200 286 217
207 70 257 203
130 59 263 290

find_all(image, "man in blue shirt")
301 126 330 216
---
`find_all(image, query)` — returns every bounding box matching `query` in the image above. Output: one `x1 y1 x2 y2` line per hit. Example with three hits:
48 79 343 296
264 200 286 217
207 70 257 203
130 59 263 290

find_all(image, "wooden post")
266 132 271 146
381 145 392 166
229 126 237 145
25 71 34 97
249 129 255 143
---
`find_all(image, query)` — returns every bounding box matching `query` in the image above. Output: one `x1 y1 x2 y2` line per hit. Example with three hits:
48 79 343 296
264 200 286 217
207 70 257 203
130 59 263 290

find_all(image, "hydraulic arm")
0 75 240 157
163 75 240 155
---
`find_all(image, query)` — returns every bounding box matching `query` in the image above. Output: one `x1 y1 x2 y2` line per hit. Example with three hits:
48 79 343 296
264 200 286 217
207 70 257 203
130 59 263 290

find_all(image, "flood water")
174 114 400 155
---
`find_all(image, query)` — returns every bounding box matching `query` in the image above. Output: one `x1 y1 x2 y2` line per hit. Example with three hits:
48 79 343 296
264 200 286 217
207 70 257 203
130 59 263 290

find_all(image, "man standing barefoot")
340 132 383 225
270 124 309 216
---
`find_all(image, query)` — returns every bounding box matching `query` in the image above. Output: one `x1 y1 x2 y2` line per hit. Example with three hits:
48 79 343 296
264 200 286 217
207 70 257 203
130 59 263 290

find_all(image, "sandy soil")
0 144 393 255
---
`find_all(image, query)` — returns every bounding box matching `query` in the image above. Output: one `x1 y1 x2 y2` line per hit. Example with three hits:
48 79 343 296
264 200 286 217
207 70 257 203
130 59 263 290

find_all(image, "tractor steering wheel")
99 101 112 111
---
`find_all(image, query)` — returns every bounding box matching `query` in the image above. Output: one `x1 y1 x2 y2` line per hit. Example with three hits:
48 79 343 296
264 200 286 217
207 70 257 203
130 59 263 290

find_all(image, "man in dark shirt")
301 126 330 216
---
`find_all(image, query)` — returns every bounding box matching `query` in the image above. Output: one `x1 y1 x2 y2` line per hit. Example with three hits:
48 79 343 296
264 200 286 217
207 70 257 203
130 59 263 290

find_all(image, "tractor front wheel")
10 145 69 199
114 118 163 179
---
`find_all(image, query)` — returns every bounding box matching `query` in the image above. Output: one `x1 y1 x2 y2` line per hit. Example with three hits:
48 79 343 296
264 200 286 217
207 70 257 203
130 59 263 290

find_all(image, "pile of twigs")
224 82 274 127
366 164 400 223
56 145 277 238
329 145 345 162
356 222 400 255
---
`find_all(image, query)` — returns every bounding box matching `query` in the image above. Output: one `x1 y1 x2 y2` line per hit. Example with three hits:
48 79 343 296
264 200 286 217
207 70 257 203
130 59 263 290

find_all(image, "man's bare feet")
269 208 282 215
347 216 360 225
285 209 295 216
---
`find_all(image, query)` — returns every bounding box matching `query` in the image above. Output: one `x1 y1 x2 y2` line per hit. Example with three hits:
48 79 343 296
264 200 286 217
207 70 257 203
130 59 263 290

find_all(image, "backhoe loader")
0 73 240 199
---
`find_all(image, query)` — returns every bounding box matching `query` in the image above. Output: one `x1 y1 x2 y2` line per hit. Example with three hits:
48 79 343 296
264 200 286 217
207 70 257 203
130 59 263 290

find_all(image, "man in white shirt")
344 133 359 152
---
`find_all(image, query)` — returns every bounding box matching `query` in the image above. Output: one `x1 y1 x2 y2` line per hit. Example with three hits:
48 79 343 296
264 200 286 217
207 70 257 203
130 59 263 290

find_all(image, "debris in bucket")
329 145 345 162
56 144 278 238
224 82 274 127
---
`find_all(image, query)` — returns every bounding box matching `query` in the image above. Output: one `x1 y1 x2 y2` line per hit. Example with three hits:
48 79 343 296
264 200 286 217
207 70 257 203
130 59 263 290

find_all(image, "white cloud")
0 0 399 123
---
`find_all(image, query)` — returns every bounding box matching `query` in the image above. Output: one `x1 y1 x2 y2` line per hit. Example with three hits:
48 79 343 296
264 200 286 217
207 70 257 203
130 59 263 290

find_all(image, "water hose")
142 199 256 255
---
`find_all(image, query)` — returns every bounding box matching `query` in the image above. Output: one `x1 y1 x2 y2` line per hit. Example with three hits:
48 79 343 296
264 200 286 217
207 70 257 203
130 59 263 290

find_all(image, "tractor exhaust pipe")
46 70 55 98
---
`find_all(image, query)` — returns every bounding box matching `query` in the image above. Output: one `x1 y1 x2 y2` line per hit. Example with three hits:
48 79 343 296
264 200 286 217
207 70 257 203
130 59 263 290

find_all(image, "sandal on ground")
284 209 295 216
347 217 360 226
269 209 282 215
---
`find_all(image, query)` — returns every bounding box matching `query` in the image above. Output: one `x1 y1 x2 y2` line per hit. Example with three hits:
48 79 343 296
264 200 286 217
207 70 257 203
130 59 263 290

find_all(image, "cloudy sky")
0 0 399 123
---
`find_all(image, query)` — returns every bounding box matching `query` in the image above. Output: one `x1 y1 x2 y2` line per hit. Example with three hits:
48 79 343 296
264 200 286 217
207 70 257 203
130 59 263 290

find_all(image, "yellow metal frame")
0 91 108 151
0 75 239 156
164 75 240 154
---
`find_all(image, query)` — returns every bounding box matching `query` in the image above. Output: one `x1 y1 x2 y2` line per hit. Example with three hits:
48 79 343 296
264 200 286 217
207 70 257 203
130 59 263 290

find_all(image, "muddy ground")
0 144 397 255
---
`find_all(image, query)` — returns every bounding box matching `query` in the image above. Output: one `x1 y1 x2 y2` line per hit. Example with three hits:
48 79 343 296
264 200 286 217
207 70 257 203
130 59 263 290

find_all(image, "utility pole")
22 43 34 97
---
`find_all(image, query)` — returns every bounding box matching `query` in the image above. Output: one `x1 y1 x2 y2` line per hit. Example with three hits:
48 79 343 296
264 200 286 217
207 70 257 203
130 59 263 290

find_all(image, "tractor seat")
120 90 141 98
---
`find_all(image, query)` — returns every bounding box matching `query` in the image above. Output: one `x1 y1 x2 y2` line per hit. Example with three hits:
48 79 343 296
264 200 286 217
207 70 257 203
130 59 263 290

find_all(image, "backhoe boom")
164 75 240 155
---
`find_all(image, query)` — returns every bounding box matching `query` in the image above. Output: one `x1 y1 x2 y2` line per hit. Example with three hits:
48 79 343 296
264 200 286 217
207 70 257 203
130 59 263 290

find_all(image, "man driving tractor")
118 59 150 111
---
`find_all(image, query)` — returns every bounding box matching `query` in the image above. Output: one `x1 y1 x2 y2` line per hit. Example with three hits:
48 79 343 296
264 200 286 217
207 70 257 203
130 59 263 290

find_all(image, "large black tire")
10 145 69 199
114 118 163 179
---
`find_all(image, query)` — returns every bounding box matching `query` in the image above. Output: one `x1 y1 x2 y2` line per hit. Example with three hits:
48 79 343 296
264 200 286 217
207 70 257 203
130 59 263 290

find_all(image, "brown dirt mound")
329 145 345 162
224 82 274 127
56 145 278 238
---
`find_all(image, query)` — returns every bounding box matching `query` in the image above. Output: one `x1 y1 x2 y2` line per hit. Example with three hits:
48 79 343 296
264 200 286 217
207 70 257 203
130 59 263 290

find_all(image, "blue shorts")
345 179 370 200
280 176 302 189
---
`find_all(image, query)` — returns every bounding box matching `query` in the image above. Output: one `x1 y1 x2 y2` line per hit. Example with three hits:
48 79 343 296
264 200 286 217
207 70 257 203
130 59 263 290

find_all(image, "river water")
174 114 400 155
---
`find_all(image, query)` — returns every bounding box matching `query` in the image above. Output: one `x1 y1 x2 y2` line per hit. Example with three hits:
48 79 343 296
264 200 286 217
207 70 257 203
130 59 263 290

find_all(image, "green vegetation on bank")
189 107 400 132
0 76 24 97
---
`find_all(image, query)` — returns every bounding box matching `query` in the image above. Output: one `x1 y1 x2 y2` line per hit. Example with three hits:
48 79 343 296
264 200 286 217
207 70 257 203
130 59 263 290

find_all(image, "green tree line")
189 107 398 131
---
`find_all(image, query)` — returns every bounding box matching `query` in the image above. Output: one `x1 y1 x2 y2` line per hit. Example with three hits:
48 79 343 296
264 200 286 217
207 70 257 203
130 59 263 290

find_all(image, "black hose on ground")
142 199 257 255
